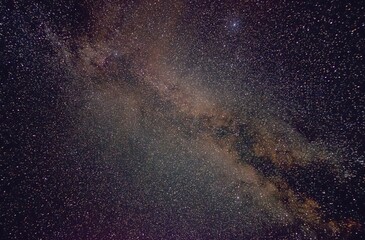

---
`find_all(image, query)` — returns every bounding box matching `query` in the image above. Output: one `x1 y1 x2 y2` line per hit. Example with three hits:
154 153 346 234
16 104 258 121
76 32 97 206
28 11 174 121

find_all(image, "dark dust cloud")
1 1 364 239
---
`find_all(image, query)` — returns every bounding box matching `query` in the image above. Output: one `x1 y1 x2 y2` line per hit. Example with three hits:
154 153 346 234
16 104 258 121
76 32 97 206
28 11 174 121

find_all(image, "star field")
1 1 364 239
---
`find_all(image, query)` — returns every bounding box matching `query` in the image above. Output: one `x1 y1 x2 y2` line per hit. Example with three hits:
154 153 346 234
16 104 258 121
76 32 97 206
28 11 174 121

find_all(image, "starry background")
1 0 364 239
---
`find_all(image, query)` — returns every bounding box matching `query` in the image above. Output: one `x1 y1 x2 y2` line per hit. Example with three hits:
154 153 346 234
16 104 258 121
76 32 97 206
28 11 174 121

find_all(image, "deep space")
1 0 364 239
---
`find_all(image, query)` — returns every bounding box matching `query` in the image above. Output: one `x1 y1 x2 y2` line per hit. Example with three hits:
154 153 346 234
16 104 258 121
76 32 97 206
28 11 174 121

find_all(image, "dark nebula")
1 1 364 239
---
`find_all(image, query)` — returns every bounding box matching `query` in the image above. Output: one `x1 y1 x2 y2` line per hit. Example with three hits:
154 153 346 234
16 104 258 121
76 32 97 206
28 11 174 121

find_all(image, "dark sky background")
1 0 364 239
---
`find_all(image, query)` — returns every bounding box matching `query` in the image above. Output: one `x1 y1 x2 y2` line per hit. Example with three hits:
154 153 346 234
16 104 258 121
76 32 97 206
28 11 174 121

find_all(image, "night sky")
1 0 364 239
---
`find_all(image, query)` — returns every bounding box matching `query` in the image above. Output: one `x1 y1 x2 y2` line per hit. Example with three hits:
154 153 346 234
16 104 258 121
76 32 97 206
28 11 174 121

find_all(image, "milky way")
2 1 364 239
